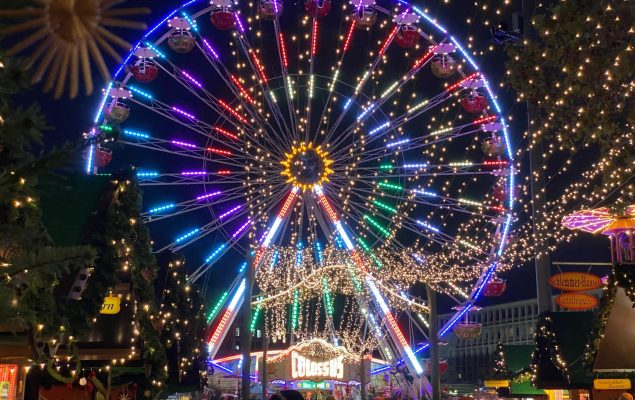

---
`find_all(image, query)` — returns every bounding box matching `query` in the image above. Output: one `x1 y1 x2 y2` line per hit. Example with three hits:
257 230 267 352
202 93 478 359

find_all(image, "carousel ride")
84 0 516 394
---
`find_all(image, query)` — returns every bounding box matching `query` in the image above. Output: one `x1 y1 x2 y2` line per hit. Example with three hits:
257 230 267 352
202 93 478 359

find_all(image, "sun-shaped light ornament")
562 205 635 264
281 142 333 192
0 0 150 99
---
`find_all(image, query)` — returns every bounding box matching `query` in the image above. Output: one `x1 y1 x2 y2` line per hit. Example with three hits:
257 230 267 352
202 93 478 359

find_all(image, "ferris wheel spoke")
347 180 502 223
142 185 249 223
154 199 254 253
121 92 251 159
194 40 296 154
233 32 294 142
324 24 400 142
119 137 246 168
135 170 252 186
148 62 289 157
271 21 299 140
327 50 438 152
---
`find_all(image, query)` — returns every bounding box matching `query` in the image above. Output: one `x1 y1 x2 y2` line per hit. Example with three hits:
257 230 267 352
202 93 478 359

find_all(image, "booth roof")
38 174 113 246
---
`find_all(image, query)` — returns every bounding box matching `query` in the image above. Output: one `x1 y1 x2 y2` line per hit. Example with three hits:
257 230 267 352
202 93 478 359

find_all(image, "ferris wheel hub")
281 142 333 191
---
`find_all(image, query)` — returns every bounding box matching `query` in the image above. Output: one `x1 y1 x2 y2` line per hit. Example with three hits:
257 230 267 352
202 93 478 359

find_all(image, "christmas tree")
506 0 634 202
0 53 95 359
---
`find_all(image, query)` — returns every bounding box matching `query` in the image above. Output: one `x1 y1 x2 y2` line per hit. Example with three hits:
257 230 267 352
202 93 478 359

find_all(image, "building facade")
437 295 598 383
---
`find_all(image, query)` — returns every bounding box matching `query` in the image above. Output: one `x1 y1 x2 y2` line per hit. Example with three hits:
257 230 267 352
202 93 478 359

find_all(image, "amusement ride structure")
85 0 515 396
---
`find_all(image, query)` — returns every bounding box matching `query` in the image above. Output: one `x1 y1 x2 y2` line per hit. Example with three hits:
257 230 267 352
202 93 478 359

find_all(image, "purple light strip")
171 139 198 149
233 13 245 33
202 38 220 59
182 171 208 176
219 205 242 220
172 106 196 119
232 219 252 239
182 70 203 88
197 191 222 201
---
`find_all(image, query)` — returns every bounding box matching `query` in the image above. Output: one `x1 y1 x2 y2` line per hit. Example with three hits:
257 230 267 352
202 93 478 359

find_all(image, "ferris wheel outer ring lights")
87 0 516 371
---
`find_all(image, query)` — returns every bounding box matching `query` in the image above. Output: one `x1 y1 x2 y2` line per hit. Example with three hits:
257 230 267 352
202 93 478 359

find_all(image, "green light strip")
363 214 392 238
291 289 300 330
250 299 262 333
206 291 229 323
378 181 402 191
322 277 334 316
373 200 397 214
356 237 384 268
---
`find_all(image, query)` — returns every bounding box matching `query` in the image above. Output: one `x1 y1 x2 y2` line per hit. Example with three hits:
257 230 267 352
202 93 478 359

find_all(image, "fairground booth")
209 339 399 399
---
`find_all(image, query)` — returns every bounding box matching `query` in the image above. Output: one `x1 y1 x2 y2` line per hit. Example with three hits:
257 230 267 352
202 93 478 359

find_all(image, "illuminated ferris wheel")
86 0 515 378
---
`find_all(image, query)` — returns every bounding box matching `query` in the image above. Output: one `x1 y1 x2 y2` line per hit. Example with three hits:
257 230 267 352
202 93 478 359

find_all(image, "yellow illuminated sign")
100 296 121 314
593 379 631 390
484 380 510 388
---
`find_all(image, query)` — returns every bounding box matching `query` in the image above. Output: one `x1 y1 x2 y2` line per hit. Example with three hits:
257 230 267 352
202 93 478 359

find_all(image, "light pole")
523 0 553 313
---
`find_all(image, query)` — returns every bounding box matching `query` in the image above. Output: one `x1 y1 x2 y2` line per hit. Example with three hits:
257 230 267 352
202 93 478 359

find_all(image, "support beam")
523 0 552 312
426 285 440 400
241 257 253 400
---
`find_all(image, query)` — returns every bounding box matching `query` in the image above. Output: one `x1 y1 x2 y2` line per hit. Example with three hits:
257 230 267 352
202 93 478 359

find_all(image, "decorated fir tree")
0 54 95 359
505 0 634 202
492 341 509 378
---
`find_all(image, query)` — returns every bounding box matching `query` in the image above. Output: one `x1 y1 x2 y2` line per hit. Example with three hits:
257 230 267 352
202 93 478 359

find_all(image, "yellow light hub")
281 142 333 191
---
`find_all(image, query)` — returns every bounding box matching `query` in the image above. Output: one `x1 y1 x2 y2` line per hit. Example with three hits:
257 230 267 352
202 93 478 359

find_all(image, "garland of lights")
530 312 571 387
583 265 635 368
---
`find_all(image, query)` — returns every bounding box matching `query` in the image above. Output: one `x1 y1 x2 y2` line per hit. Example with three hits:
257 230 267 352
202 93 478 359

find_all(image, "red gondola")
460 93 488 113
394 26 419 48
305 0 331 18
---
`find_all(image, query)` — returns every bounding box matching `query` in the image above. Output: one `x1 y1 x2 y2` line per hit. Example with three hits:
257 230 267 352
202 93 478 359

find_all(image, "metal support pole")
241 262 254 400
360 353 367 400
426 285 440 400
261 335 268 400
523 0 553 313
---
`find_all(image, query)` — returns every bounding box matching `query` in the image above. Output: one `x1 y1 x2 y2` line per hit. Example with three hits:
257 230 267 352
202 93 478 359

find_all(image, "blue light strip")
128 85 153 100
205 243 228 264
123 129 151 139
148 203 176 213
176 228 200 243
144 42 166 59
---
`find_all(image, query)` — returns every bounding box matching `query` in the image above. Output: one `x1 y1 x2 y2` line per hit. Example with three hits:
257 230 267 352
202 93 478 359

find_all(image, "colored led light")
172 139 198 149
218 99 248 124
219 205 242 220
176 228 200 243
128 85 153 99
378 181 402 191
343 19 356 53
202 38 220 59
279 32 289 68
386 138 410 148
172 106 196 119
123 129 150 139
197 191 222 201
373 200 397 214
143 42 165 58
182 70 203 88
205 243 227 263
311 19 318 56
231 219 252 239
379 26 398 56
207 147 232 156
148 203 175 213
369 122 391 135
181 171 207 176
416 220 440 233
137 171 159 178
363 215 392 237
229 75 255 104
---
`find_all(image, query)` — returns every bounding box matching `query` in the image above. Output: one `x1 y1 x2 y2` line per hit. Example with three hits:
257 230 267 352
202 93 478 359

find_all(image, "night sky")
5 0 612 311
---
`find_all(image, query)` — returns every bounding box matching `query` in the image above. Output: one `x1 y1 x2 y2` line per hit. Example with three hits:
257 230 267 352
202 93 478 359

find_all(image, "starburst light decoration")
0 0 150 98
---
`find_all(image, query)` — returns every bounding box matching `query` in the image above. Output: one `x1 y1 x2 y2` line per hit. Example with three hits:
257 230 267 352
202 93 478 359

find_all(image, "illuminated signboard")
291 351 344 380
100 295 121 314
